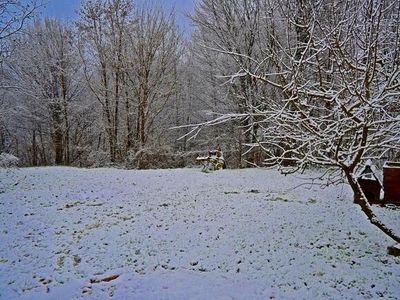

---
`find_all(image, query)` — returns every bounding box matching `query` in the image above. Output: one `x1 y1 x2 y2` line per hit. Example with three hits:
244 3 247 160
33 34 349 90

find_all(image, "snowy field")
0 167 399 300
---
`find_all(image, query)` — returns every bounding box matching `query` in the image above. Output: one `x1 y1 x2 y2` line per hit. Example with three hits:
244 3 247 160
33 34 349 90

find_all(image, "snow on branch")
172 113 248 141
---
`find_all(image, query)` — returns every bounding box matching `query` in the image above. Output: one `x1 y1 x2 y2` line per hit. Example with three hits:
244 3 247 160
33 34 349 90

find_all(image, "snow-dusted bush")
125 147 197 169
126 148 172 169
85 150 110 168
0 153 20 168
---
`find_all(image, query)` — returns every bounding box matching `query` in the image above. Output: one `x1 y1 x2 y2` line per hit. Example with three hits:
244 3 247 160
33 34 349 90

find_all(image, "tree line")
1 0 399 172
1 0 189 168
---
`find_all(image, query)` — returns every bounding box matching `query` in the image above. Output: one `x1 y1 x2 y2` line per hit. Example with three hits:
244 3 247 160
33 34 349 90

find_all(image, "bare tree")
3 18 88 166
0 0 42 154
185 0 400 241
0 0 41 59
124 4 182 156
76 0 135 162
189 0 273 166
77 1 182 167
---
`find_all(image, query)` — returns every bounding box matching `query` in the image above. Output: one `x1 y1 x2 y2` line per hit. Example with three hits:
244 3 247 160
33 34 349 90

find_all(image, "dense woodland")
1 0 399 172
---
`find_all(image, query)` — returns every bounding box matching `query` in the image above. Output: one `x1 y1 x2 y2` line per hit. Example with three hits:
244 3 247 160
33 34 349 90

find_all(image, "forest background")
1 0 399 174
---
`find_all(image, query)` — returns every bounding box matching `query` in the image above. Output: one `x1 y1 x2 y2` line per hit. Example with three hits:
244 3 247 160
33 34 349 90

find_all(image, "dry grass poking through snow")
0 167 399 299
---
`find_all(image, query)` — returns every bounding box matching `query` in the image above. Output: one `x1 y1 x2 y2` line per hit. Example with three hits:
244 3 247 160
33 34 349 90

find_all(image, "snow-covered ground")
0 167 399 300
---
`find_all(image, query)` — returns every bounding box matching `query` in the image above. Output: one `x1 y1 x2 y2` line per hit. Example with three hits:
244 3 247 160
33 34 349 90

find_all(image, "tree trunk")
53 103 64 165
31 130 37 166
125 90 133 151
139 84 148 149
114 70 120 160
345 170 400 243
101 62 115 162
60 65 70 165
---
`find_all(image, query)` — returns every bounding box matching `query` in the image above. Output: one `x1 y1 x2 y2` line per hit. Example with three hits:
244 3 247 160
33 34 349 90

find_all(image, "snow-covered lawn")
0 167 399 300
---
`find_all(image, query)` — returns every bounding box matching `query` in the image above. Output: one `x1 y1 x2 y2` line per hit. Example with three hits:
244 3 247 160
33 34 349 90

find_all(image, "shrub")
0 153 20 168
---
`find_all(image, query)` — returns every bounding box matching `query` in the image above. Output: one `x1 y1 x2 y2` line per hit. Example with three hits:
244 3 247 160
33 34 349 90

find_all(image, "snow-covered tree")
185 0 400 241
76 0 134 162
3 18 92 166
0 0 41 59
0 0 41 155
77 0 183 166
188 0 275 167
123 4 182 156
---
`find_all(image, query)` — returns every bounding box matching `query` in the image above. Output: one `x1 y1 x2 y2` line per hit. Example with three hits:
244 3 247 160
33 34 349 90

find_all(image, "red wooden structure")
383 162 400 205
357 163 382 205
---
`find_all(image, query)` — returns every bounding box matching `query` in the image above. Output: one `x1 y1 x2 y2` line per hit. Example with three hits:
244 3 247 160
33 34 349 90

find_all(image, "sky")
35 0 195 32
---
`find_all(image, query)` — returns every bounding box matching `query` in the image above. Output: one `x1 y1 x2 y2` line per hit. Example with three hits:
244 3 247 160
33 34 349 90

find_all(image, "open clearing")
0 167 399 299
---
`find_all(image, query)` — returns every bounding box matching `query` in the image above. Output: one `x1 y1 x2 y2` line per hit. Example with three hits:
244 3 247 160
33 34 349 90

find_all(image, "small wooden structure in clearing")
358 161 400 206
388 244 400 257
383 161 400 206
357 161 382 205
196 149 226 172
